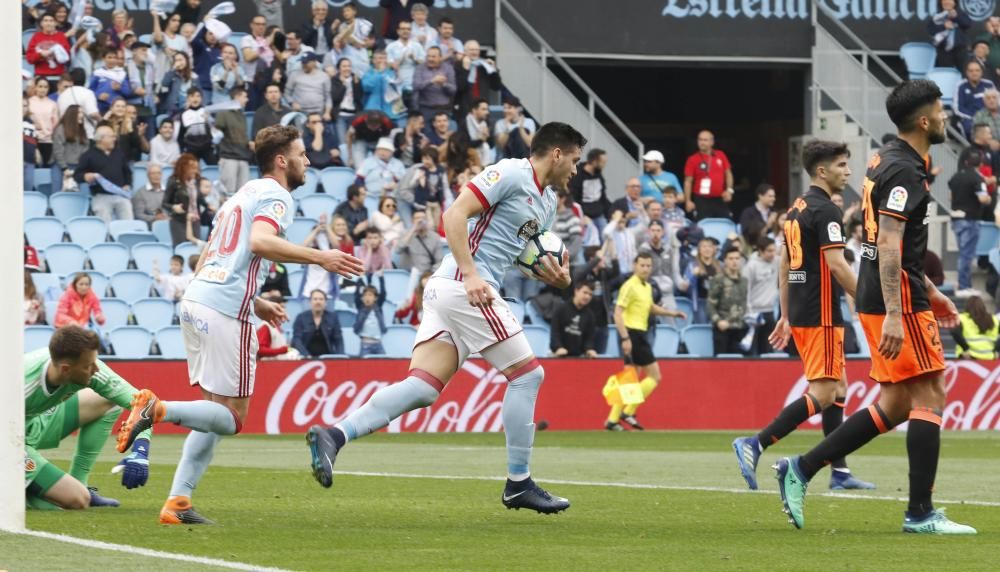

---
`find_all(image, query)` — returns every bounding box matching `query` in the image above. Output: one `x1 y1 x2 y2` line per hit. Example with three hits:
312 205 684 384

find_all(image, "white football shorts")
180 299 258 398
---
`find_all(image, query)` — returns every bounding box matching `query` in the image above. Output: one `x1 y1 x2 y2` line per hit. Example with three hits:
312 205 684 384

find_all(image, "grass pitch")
2 431 999 571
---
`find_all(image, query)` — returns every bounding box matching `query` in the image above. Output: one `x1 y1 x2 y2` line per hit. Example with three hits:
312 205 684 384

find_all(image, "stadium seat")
287 271 304 297
117 231 158 251
336 308 357 327
381 269 411 303
382 325 417 358
132 298 175 329
34 169 53 195
44 301 58 326
229 32 249 61
24 191 48 219
49 192 90 222
507 299 526 323
319 167 356 202
299 194 338 219
381 300 397 321
668 298 694 329
697 218 737 245
30 273 63 300
285 297 306 320
334 299 352 310
109 220 149 240
342 327 361 356
22 28 36 49
152 219 172 244
653 325 681 357
88 243 130 275
156 326 185 358
132 242 174 275
25 217 65 250
521 325 551 357
65 216 108 249
249 166 260 179
109 326 154 358
976 221 999 257
201 165 220 182
364 195 380 214
43 243 87 275
899 42 936 79
292 167 321 199
245 111 254 137
100 298 132 328
287 218 318 246
110 271 154 304
83 272 110 298
174 241 202 261
840 297 853 322
927 67 963 107
24 326 54 352
681 325 714 357
132 164 147 191
524 300 548 326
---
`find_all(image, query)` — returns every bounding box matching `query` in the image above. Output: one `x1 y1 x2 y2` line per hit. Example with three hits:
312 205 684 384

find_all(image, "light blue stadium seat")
201 165 220 182
132 164 147 192
382 269 411 304
249 166 260 179
681 324 715 357
285 297 305 320
381 300 397 321
667 298 694 329
100 298 132 328
286 218 318 246
82 272 110 298
363 195 380 214
43 243 87 275
44 300 59 325
88 243 130 275
175 241 202 261
109 326 154 358
653 325 681 357
382 325 417 358
319 167 356 202
698 218 737 245
927 67 963 107
292 167 321 199
245 111 254 137
288 271 304 297
299 194 338 219
111 271 154 304
33 169 53 195
342 327 361 356
24 191 47 219
117 232 158 251
25 217 65 250
132 298 175 329
152 219 172 244
30 273 62 301
156 326 185 358
66 216 108 249
524 300 547 326
229 32 249 61
25 326 54 352
49 192 90 222
336 308 357 327
132 242 174 275
109 220 149 240
521 325 551 357
507 299 525 324
976 221 999 257
22 28 36 49
900 42 936 80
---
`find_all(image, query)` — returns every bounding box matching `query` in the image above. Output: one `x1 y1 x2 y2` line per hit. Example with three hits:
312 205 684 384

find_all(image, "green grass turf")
3 431 999 571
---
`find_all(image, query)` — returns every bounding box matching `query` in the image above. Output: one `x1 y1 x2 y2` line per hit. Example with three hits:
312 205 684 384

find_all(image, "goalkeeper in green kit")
25 326 244 510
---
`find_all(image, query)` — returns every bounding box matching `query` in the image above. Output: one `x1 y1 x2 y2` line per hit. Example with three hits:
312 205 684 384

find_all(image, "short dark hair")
756 236 776 252
158 117 174 129
586 148 606 163
502 95 521 107
433 111 449 122
255 125 302 174
426 45 441 55
362 285 379 297
49 325 101 363
648 219 664 229
471 97 489 110
439 16 454 26
170 254 184 265
801 139 850 176
960 145 985 168
343 1 358 11
885 79 942 132
265 83 282 93
530 122 587 157
634 252 654 263
70 68 86 86
229 85 246 99
575 281 595 291
973 122 992 137
365 227 382 237
881 132 896 145
310 289 328 299
186 86 202 97
723 246 742 259
755 183 774 197
346 184 364 201
663 185 678 196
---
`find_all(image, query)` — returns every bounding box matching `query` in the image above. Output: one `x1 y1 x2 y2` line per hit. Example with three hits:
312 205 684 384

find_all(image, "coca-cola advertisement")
109 359 1000 434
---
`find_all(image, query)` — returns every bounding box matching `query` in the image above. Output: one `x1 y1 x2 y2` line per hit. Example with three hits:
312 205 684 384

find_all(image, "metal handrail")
496 0 643 153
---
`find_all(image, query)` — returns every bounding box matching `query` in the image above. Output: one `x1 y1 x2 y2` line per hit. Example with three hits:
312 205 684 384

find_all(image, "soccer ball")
515 231 566 279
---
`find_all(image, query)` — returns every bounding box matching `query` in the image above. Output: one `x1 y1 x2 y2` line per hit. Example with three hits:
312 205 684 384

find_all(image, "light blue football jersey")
434 158 558 291
184 177 295 321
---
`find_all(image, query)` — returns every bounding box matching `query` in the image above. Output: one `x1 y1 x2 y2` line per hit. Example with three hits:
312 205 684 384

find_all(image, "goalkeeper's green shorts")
25 395 80 496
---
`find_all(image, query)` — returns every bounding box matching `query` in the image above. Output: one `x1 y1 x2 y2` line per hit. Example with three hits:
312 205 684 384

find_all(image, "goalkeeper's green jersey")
24 348 152 440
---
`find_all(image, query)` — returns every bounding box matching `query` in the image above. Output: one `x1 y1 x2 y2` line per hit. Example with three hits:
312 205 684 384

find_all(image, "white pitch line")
9 529 293 572
336 470 1000 507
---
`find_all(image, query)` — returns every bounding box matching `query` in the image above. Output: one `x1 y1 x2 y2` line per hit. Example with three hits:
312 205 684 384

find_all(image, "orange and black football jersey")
783 186 845 327
856 138 932 315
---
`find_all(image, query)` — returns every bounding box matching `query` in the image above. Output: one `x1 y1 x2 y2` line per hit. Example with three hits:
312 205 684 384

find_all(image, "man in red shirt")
683 130 735 220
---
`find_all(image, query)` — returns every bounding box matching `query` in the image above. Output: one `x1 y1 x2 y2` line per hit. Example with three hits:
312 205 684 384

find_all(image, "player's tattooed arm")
876 215 904 316
768 243 792 351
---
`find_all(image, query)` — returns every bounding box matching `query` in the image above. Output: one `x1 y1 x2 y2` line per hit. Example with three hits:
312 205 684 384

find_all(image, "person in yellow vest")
607 252 686 430
951 295 1000 360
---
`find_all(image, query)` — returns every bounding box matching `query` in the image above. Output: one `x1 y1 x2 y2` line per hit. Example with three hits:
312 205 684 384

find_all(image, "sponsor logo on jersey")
483 169 501 188
788 271 806 283
517 219 541 242
200 267 229 284
886 186 908 212
861 243 877 260
827 221 843 242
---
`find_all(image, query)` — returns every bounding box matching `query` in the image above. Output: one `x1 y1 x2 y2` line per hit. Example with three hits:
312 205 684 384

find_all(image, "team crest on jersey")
527 196 533 205
827 222 843 242
517 219 541 241
24 456 36 473
483 169 501 188
886 186 908 212
271 202 286 219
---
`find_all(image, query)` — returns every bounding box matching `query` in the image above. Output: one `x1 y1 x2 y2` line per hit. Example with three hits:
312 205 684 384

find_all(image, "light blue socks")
169 431 221 498
336 374 441 441
502 363 544 480
163 401 240 435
